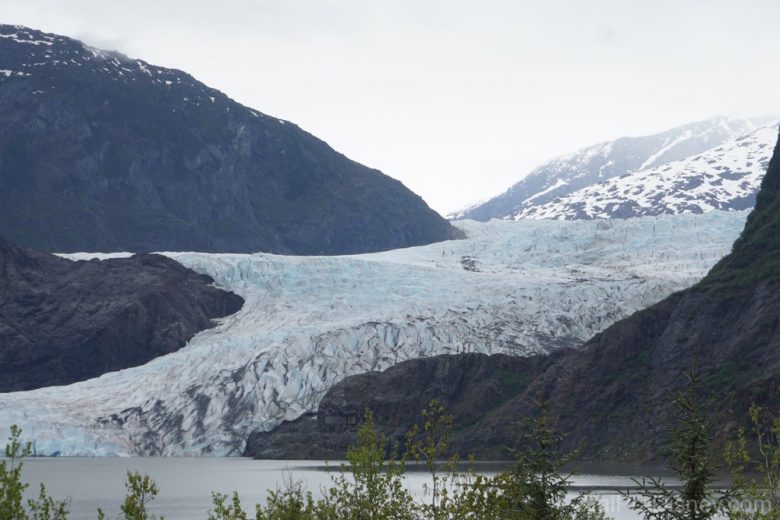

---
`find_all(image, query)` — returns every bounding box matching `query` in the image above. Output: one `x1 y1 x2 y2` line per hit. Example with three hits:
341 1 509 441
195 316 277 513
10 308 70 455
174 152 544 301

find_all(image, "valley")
0 212 747 456
0 12 778 519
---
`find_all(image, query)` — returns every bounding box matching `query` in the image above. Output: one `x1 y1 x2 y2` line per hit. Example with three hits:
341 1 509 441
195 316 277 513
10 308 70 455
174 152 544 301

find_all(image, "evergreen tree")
622 370 730 520
492 401 597 520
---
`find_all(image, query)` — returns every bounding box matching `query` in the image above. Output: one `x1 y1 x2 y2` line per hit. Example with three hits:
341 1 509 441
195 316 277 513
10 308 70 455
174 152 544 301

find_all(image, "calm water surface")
19 458 663 520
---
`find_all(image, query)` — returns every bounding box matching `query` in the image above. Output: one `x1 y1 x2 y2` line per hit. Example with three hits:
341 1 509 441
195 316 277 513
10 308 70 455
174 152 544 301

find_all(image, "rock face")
243 353 553 459
453 116 770 222
0 25 459 254
254 128 780 462
0 236 244 392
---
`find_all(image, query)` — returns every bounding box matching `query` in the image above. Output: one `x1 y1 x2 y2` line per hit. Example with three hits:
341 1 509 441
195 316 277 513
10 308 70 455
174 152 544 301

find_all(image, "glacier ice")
0 212 749 456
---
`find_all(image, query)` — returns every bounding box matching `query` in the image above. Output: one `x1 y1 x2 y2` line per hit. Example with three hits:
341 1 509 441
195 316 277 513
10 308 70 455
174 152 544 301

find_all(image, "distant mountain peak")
517 123 779 220
452 116 772 221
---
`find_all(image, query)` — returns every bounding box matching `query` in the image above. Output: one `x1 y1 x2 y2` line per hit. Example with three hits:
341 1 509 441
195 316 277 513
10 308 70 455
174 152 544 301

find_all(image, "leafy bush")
725 404 780 520
208 491 248 520
98 472 163 520
254 479 320 520
0 425 69 520
318 410 416 519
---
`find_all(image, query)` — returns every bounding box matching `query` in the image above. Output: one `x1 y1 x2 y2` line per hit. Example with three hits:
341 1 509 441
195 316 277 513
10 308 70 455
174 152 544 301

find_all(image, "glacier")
0 212 749 456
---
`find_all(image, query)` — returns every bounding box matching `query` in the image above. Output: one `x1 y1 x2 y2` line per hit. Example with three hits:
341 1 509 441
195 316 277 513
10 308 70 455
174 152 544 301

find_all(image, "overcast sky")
3 0 778 214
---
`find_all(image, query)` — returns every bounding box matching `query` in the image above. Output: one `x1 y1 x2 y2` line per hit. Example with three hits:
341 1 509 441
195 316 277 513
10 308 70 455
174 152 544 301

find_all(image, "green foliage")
700 132 780 290
504 407 575 518
6 405 615 520
406 400 459 519
701 361 750 391
445 472 504 519
26 485 69 520
319 410 415 519
495 370 533 393
627 352 652 383
208 492 248 520
724 404 780 520
0 426 69 520
487 401 598 520
17 381 780 520
254 479 321 520
0 425 30 520
257 412 419 519
622 371 730 520
407 400 608 520
97 472 163 520
572 497 610 520
253 400 610 520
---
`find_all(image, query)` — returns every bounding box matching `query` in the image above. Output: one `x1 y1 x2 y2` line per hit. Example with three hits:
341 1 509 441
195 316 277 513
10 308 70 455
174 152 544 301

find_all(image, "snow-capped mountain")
0 212 748 456
452 116 771 221
516 125 779 220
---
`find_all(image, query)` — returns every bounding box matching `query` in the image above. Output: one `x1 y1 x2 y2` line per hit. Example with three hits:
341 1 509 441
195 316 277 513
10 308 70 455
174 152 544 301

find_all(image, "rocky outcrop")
0 237 244 392
0 25 460 254
252 128 780 463
243 352 553 459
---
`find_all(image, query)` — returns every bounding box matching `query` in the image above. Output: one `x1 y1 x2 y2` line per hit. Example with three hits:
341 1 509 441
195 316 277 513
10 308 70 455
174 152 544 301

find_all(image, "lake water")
18 458 664 519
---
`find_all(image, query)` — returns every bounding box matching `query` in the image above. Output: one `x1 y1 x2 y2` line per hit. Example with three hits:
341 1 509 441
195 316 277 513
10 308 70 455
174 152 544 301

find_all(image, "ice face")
0 212 748 456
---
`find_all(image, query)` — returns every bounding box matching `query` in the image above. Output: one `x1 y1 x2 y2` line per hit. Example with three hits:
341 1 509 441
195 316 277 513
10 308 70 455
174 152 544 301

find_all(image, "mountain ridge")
516 124 778 220
453 116 772 222
0 24 460 254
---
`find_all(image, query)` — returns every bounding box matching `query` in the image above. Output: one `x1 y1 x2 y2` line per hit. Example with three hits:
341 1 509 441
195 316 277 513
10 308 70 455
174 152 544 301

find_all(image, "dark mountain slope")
0 236 244 392
252 128 780 462
0 25 460 254
244 353 553 459
704 133 780 288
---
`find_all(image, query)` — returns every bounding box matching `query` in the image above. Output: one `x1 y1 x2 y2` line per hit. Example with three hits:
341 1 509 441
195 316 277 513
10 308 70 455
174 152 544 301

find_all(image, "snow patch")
517 125 778 220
